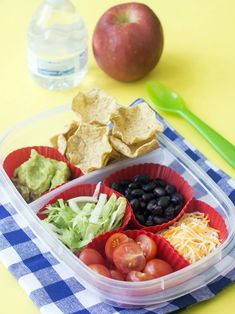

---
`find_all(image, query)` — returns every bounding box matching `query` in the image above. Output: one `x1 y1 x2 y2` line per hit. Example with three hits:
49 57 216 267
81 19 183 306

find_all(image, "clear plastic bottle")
27 0 88 90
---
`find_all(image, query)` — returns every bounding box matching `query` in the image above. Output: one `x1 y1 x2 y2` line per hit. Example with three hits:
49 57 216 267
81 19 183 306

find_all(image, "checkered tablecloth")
0 104 234 314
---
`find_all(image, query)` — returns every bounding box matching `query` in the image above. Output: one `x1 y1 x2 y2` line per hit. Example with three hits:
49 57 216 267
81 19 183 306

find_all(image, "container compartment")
103 162 194 232
185 199 228 242
0 103 234 307
37 183 132 231
86 229 190 271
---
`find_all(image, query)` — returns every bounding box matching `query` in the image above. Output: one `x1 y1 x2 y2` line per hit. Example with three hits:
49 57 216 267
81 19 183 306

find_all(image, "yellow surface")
0 0 235 313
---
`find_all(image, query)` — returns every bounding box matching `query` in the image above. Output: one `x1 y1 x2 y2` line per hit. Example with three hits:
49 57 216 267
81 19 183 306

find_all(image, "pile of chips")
51 89 163 174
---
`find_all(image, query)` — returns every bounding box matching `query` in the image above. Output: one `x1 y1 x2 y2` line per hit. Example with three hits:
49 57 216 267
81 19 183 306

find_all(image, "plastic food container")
0 102 235 307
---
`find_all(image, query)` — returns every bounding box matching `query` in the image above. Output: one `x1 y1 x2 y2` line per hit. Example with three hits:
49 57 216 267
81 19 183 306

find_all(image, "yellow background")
0 0 235 313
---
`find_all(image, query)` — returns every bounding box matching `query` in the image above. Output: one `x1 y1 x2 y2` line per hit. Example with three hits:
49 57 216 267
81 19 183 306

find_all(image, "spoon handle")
180 107 235 168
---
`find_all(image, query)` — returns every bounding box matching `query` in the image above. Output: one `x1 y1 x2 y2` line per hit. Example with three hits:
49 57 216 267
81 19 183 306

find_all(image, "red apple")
92 2 164 82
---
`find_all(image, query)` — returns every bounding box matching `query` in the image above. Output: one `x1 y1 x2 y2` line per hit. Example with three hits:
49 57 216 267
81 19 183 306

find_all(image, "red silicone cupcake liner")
103 163 194 232
37 183 132 230
185 199 228 242
86 229 189 271
3 145 83 180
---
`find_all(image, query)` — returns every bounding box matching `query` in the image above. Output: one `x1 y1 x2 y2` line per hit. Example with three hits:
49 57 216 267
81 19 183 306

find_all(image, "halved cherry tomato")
79 248 105 266
105 232 130 261
144 258 173 278
113 241 146 274
110 269 125 281
135 234 157 261
89 264 111 278
126 271 155 282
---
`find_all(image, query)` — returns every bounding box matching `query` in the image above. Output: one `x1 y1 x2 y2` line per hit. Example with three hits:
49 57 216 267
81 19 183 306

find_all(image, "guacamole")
12 149 71 202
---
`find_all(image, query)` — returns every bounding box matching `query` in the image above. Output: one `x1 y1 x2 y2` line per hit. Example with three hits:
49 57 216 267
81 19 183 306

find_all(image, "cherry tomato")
79 248 105 266
89 264 111 278
144 259 173 278
105 232 130 261
126 271 155 282
110 269 125 281
113 241 146 274
135 234 157 261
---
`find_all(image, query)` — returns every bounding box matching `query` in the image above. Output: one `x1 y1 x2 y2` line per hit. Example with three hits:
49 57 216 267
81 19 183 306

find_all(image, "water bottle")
27 0 88 90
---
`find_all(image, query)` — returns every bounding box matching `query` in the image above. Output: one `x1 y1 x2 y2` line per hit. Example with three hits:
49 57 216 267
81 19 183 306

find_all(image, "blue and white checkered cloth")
0 109 234 314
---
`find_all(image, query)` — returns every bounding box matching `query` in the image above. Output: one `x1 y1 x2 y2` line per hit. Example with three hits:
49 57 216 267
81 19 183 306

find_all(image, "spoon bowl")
146 81 186 112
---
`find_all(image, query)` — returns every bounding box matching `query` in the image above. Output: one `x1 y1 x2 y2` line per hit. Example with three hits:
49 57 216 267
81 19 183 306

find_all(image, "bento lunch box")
0 100 234 308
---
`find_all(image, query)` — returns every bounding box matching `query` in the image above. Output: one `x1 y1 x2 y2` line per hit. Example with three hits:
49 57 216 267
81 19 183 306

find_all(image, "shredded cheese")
159 212 221 264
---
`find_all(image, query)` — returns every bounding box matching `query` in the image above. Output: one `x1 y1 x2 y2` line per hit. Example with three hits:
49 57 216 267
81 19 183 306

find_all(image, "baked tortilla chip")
50 121 79 154
57 134 67 155
66 123 112 173
72 88 118 125
110 103 163 145
109 135 159 158
62 121 79 138
107 148 125 164
50 134 59 150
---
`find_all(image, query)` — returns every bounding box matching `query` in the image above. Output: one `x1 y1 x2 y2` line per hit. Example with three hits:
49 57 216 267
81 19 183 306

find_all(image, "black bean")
126 194 134 201
118 188 126 195
152 206 163 216
153 187 166 197
147 199 157 211
128 182 141 189
140 201 146 209
124 187 132 195
111 183 122 192
171 193 184 205
157 196 170 208
142 181 156 192
142 193 154 202
131 189 144 197
153 216 165 225
135 213 145 225
145 216 154 226
174 204 183 216
130 199 140 211
143 210 150 218
165 184 176 195
164 206 175 219
154 179 167 187
140 200 146 209
125 188 134 199
133 174 150 184
120 179 131 187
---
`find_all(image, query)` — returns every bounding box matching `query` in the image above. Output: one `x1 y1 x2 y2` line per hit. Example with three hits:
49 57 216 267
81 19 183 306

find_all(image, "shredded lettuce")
108 197 127 230
89 193 107 223
92 181 102 198
41 189 127 251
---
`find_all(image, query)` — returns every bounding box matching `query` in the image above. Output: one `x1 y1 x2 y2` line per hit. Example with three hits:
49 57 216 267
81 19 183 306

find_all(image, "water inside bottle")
28 4 88 90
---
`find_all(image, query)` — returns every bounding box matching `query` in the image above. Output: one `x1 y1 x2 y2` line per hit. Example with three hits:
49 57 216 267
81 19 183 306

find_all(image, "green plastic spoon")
146 81 235 169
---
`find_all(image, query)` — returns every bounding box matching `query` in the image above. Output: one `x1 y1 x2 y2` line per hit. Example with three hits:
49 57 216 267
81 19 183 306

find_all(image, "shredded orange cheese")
159 212 221 264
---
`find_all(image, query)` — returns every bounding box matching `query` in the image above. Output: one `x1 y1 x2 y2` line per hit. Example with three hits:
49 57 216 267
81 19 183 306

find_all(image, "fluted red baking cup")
87 229 189 271
37 184 132 230
186 199 228 242
103 163 194 232
3 146 83 180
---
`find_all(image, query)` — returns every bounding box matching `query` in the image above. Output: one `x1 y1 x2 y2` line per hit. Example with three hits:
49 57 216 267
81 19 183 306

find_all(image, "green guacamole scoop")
146 81 235 169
